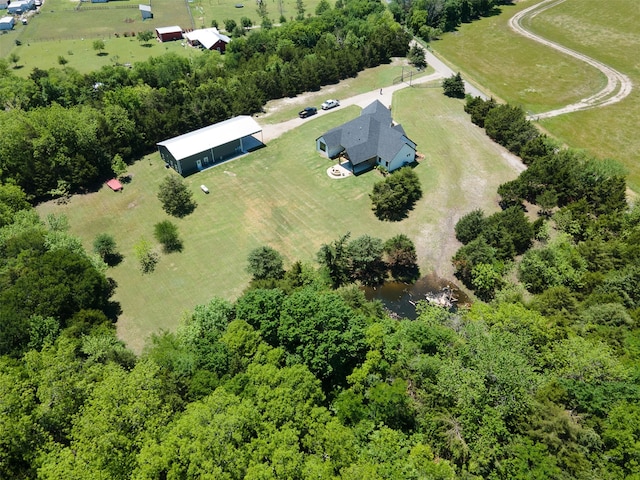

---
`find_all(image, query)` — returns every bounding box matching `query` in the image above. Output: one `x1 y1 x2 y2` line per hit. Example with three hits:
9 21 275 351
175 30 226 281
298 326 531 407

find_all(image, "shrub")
154 220 183 253
157 176 197 218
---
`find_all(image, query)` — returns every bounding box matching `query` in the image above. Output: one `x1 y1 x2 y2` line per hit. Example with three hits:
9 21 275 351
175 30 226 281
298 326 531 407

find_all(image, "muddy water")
362 273 470 320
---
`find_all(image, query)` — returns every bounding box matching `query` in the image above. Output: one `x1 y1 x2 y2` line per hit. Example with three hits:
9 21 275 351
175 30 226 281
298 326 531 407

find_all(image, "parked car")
321 99 340 110
299 107 317 118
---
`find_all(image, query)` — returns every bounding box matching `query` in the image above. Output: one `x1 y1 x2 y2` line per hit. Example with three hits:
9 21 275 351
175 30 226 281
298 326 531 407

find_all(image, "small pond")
362 273 470 320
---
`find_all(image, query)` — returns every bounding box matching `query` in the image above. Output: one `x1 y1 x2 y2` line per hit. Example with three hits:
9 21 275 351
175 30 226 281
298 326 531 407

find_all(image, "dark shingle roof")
317 100 415 166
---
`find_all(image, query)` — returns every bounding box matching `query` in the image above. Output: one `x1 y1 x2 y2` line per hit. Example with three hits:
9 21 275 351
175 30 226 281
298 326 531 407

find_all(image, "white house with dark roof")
315 100 417 174
157 116 263 176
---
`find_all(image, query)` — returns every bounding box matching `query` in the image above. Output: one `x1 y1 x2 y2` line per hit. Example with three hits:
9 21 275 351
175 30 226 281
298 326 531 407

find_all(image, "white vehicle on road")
321 99 340 110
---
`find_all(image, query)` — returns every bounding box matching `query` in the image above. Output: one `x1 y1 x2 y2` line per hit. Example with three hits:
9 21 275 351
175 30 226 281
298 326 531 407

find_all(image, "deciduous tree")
134 237 159 273
157 175 197 218
92 39 106 55
154 220 182 253
383 234 419 282
348 235 387 286
370 167 422 221
93 232 118 263
111 153 128 179
137 30 154 46
317 232 351 288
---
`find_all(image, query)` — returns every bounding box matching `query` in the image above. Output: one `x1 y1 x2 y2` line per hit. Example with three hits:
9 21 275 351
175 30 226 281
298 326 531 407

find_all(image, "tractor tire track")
509 0 632 120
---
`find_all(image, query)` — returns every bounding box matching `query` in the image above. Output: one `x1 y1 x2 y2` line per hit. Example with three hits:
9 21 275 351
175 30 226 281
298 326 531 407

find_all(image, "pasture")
0 0 328 65
3 36 201 74
37 83 522 352
0 0 198 65
434 0 640 191
7 0 193 42
188 0 326 30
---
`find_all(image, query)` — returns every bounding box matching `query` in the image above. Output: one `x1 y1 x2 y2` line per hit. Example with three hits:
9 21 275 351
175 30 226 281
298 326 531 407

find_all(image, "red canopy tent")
106 178 123 191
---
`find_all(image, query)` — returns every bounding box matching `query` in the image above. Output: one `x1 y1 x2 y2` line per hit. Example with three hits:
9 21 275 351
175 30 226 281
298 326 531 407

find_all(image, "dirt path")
509 0 632 120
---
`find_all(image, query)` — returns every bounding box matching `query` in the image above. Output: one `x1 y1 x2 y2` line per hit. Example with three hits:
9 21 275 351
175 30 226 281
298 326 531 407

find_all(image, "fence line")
76 4 140 10
16 31 150 43
183 0 195 30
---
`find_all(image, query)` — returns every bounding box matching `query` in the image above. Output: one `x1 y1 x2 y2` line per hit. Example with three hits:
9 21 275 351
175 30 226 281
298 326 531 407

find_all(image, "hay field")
434 0 640 190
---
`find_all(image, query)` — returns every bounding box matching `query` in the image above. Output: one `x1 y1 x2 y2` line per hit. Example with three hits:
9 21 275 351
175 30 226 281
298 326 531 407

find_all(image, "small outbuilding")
183 27 230 53
155 25 183 42
139 4 152 19
316 100 417 175
7 0 34 14
0 16 14 29
157 116 263 176
106 178 123 191
0 0 9 10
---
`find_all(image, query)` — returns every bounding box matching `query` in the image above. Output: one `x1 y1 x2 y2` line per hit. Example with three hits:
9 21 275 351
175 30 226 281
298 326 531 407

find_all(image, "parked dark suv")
299 107 317 118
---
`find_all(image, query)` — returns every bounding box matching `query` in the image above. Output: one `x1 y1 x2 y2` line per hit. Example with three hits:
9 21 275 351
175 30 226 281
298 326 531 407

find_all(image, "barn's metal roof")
155 25 182 35
157 116 262 160
183 28 230 50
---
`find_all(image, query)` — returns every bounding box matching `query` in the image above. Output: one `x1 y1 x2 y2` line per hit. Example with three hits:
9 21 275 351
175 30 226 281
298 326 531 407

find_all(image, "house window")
319 142 326 152
385 161 389 168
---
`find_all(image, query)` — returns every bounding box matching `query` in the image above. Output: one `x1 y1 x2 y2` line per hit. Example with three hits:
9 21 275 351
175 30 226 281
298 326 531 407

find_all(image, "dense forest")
2 0 640 478
3 184 640 478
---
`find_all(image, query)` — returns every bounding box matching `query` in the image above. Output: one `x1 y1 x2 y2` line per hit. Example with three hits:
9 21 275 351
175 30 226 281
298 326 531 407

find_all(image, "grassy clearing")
189 0 324 31
36 81 521 352
21 0 192 41
433 1 603 113
0 0 195 61
433 0 640 191
5 36 202 74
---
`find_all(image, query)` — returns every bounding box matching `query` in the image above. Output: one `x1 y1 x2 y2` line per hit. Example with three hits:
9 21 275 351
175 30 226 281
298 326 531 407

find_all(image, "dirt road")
509 0 632 120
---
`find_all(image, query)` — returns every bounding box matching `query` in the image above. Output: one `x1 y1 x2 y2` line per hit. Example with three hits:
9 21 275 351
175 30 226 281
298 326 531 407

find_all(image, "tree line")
390 0 514 41
0 0 410 200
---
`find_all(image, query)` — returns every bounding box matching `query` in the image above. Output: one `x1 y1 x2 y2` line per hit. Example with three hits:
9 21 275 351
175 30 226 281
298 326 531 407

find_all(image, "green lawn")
36 83 520 352
433 0 640 191
189 0 325 31
5 36 202 75
19 0 193 41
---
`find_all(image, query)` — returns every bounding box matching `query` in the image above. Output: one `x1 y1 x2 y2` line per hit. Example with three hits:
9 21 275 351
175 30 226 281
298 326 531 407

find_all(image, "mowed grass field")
0 0 198 65
526 0 640 191
189 0 325 30
4 36 203 74
433 0 640 191
20 0 192 41
0 0 331 68
37 83 521 352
